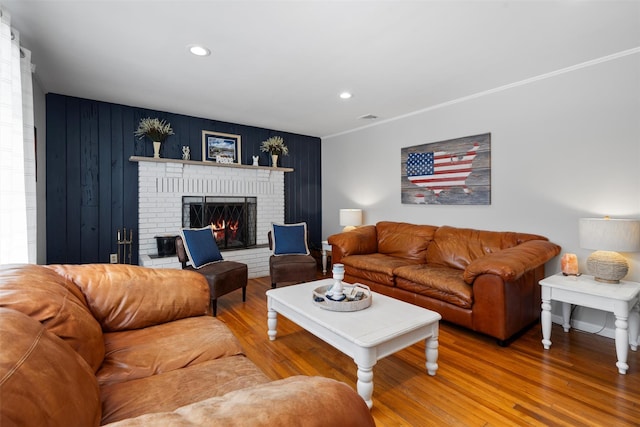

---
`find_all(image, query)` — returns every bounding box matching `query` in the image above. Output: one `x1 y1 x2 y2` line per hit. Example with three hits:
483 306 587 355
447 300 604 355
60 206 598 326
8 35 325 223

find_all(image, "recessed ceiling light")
188 45 211 56
339 92 353 100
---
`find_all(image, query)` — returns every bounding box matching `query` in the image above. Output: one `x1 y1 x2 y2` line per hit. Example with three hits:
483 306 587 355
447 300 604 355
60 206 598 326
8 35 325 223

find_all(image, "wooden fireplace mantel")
129 156 294 172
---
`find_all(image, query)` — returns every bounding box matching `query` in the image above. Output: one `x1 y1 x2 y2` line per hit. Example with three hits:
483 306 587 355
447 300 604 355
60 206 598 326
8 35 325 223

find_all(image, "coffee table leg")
425 336 439 376
356 365 374 409
267 308 278 341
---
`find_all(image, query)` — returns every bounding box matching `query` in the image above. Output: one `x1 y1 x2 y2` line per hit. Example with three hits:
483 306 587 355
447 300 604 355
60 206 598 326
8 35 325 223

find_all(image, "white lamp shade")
339 209 362 227
579 218 640 252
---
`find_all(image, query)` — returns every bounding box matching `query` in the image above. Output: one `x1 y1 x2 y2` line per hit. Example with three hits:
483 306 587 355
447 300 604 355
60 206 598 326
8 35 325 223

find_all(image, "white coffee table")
266 278 442 408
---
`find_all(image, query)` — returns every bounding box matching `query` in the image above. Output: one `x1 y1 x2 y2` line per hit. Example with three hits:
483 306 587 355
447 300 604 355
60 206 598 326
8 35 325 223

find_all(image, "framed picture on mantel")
202 130 241 164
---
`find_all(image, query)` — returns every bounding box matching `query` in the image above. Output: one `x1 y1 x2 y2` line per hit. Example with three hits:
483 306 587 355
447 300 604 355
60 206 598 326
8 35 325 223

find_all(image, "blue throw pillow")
272 222 310 256
180 226 223 268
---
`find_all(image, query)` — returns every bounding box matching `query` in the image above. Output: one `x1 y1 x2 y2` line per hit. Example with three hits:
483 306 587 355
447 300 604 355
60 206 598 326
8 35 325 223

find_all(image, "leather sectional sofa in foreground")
329 221 561 344
0 264 375 426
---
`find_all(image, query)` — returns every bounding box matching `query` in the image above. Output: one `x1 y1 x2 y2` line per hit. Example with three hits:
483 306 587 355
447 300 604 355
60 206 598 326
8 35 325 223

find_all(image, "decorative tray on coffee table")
312 283 372 312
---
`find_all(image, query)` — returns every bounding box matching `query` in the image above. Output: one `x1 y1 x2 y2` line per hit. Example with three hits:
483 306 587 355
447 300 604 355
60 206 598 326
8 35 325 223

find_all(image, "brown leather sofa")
0 264 374 426
328 221 561 344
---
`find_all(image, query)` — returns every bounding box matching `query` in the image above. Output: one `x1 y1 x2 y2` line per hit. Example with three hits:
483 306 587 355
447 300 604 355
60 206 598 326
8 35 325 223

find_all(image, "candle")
117 230 121 241
561 253 579 275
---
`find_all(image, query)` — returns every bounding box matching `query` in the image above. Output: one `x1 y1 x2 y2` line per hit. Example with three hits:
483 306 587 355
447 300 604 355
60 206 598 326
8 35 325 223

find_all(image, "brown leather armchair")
176 236 248 316
268 231 317 288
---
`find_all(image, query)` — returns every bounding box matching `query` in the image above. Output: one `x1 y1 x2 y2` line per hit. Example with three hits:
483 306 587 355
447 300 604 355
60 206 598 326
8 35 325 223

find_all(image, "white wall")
32 75 47 264
321 51 640 337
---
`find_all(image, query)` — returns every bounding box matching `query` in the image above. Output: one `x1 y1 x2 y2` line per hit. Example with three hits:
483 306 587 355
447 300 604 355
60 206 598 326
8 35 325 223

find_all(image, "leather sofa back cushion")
0 308 101 426
0 264 105 372
377 221 437 262
427 226 548 270
51 264 210 332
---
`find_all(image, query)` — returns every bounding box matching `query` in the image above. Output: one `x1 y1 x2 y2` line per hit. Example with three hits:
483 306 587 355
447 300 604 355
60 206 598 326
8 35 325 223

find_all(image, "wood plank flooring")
215 275 640 427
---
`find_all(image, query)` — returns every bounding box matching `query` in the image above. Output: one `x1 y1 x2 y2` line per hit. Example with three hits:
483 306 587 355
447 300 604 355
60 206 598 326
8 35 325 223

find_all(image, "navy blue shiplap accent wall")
46 93 322 265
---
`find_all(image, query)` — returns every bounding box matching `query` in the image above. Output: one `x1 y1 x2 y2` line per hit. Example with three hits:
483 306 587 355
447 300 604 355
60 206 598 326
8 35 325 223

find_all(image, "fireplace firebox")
182 196 257 250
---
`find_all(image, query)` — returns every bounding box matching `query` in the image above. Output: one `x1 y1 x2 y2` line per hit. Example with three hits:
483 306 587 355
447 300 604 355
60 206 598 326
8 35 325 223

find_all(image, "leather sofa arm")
103 376 375 427
463 240 561 284
328 225 378 263
50 264 211 331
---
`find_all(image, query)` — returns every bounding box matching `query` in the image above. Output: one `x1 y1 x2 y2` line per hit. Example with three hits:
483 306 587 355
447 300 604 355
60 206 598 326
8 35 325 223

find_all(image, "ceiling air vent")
359 114 378 120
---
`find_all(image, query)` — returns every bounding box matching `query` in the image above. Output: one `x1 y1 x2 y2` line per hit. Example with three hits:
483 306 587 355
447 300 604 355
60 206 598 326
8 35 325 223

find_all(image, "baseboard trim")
551 312 615 340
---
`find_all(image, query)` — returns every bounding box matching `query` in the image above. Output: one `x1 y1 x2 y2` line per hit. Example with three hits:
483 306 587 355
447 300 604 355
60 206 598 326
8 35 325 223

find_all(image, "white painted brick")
136 160 286 277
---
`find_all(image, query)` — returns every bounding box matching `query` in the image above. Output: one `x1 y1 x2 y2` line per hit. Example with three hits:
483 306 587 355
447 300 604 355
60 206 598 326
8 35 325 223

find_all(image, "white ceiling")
4 1 640 138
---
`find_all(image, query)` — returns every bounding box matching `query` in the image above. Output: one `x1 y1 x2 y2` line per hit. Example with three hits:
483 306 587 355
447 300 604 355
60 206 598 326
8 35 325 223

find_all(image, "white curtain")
0 9 36 264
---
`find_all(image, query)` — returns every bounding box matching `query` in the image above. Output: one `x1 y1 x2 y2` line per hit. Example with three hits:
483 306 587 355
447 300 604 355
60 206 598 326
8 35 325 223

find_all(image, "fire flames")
211 218 239 242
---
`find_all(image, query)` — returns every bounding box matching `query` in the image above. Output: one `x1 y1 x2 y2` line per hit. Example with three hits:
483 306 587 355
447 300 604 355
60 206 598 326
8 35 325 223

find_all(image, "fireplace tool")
117 228 134 264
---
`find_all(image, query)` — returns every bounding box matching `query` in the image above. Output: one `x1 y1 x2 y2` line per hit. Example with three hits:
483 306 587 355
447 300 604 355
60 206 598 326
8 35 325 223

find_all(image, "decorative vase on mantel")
153 141 162 159
271 154 278 167
134 117 174 160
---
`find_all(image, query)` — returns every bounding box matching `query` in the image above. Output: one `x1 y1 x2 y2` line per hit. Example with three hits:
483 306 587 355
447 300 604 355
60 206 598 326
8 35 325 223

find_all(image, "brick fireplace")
131 157 291 278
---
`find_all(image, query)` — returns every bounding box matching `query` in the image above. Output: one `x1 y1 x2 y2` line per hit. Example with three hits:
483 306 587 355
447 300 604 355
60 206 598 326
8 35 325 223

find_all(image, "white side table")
539 273 640 374
321 240 331 274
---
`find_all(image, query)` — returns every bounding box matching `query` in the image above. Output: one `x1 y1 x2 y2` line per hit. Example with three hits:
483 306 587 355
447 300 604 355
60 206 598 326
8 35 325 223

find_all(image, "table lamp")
579 217 640 283
339 209 362 232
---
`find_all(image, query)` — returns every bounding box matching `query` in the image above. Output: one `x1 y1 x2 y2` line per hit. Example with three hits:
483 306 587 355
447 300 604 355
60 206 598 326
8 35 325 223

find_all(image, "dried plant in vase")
260 136 288 167
134 117 175 158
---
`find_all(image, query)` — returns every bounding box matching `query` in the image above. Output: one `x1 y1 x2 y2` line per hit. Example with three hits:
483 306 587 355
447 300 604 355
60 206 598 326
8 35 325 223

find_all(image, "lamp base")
586 250 628 284
342 226 357 232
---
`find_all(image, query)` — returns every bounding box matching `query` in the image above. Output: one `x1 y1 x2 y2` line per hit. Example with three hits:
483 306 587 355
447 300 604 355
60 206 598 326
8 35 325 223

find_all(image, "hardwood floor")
215 275 640 426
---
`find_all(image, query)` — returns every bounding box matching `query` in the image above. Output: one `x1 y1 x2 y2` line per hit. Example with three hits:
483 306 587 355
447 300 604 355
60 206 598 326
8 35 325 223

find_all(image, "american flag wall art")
401 133 491 205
